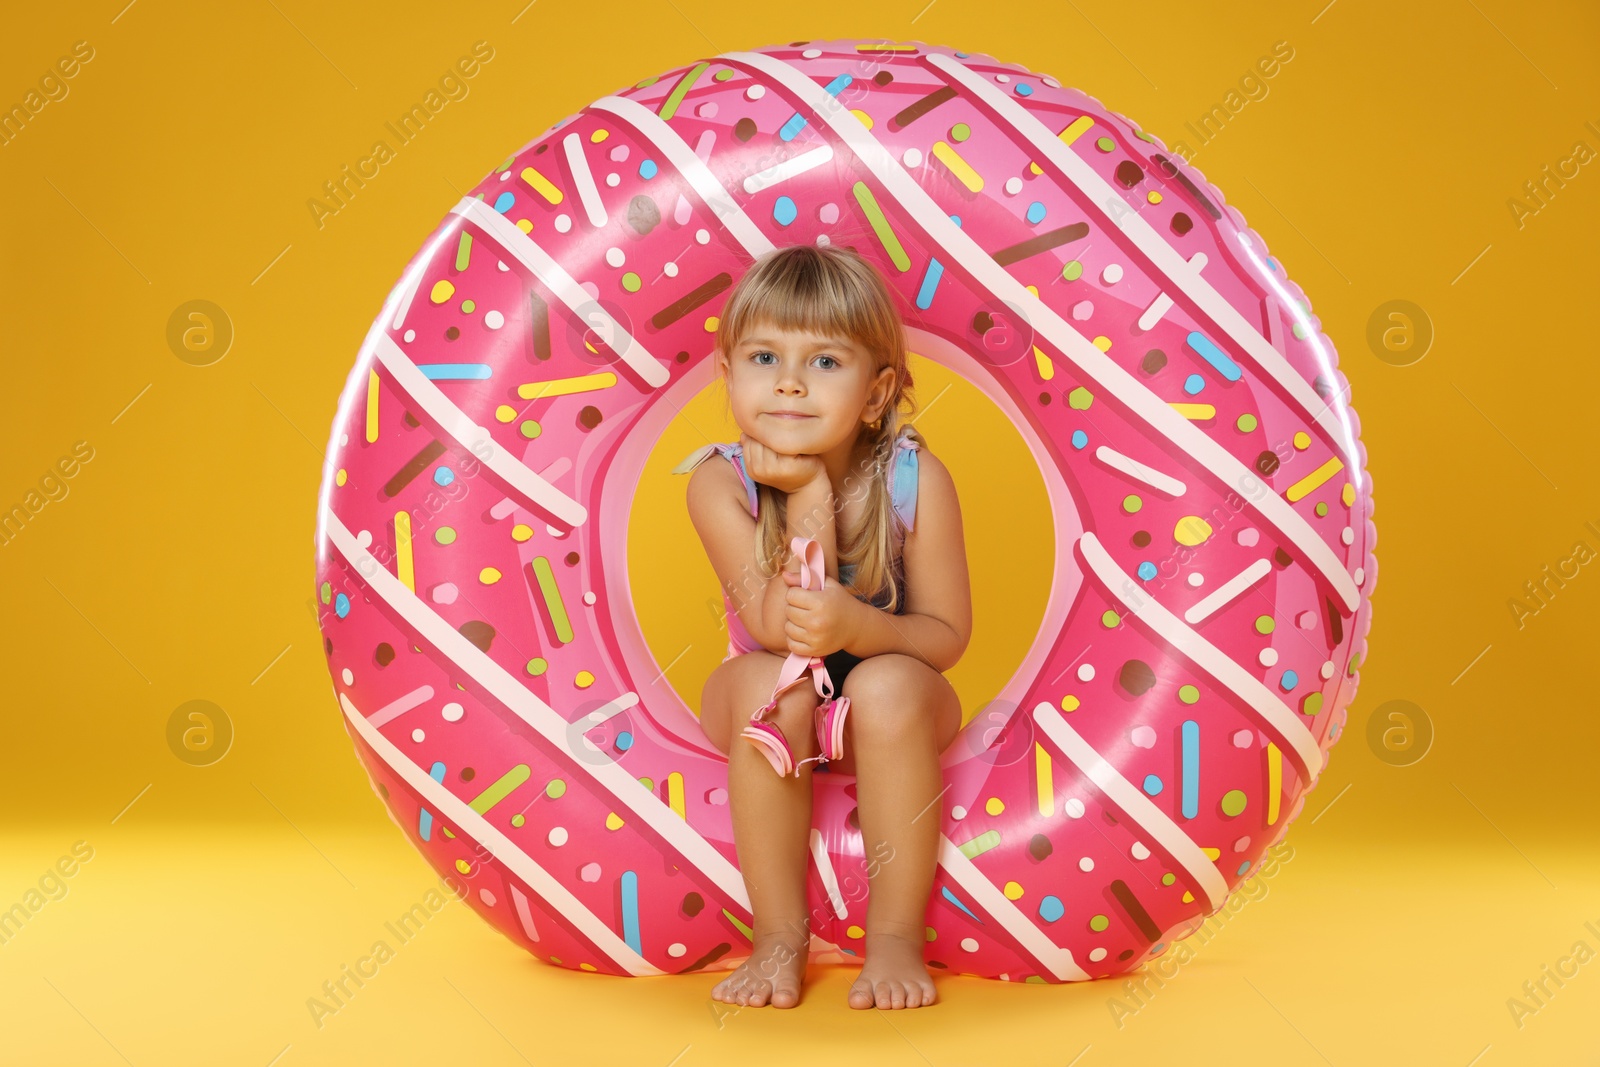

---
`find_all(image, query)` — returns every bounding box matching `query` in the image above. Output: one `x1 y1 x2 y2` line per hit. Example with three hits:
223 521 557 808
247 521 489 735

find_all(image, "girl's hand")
740 433 826 496
781 567 863 659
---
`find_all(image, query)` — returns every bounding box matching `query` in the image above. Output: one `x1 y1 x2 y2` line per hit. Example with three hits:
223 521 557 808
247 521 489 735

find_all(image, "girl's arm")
762 471 837 642
840 450 971 673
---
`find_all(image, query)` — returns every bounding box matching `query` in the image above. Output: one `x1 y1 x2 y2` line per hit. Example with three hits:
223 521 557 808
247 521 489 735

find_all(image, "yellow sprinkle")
1147 191 1163 204
1025 284 1039 297
512 524 533 542
590 128 610 143
1169 402 1216 420
1034 742 1055 817
365 369 380 443
335 468 347 486
1342 483 1355 506
519 166 564 205
704 316 719 332
395 511 414 591
455 859 471 874
1181 891 1195 904
1092 335 1112 351
856 43 916 52
1293 430 1311 450
931 140 983 193
429 279 456 304
1061 694 1080 712
605 812 624 830
516 218 533 234
1201 846 1221 860
1032 345 1054 381
575 670 595 688
1059 116 1095 144
516 370 618 401
579 963 597 971
1004 881 1024 900
1175 516 1214 546
480 567 503 584
985 796 1005 816
495 404 517 423
847 925 866 939
850 108 874 129
1286 456 1345 502
1028 161 1043 175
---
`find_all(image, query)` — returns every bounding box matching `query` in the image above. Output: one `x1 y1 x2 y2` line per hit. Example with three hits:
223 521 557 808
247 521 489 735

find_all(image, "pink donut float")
314 37 1377 983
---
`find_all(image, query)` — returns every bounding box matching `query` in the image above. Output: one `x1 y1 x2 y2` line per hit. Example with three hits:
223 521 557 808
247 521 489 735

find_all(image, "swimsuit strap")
670 441 759 518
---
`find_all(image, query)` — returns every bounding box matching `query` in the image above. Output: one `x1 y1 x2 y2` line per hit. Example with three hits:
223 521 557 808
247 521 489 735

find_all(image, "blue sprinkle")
1015 83 1034 96
1038 894 1064 922
417 363 492 381
1237 861 1252 876
1280 670 1299 691
433 467 455 487
955 51 970 58
779 112 808 141
773 195 797 226
1142 774 1164 796
335 593 350 618
941 885 981 922
915 257 944 309
823 73 853 97
1138 561 1157 580
1070 429 1088 449
1183 373 1205 395
617 731 633 751
1185 331 1243 382
1026 201 1047 224
638 159 658 180
1330 721 1342 741
493 191 515 213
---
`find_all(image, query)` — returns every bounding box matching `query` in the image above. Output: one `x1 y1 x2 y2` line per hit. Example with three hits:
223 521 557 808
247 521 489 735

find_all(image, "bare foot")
710 931 809 1009
847 929 938 1009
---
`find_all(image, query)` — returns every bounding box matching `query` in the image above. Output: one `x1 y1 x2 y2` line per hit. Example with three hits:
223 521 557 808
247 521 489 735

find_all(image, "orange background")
3 1 1598 1063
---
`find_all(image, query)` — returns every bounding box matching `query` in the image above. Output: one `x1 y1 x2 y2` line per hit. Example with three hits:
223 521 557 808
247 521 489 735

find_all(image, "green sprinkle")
621 271 641 292
1178 685 1199 705
951 122 971 142
1062 260 1083 281
544 777 565 798
435 527 457 545
1096 136 1114 152
519 419 541 439
1236 413 1258 432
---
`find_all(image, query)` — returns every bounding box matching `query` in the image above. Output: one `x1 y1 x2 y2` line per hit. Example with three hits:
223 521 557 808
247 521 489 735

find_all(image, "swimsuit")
673 427 922 690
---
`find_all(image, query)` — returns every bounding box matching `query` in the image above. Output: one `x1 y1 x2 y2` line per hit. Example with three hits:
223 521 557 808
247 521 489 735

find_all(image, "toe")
875 981 894 1009
848 978 875 1009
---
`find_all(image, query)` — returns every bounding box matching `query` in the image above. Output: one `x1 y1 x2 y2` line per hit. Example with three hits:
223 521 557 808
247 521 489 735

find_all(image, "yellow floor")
3 821 1593 1065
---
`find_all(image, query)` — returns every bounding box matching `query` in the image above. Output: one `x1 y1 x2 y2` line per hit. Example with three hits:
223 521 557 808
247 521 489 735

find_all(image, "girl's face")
719 322 894 457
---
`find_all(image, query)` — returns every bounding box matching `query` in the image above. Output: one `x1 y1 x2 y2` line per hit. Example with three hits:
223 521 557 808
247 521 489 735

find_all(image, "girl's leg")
702 652 822 1009
838 654 962 1010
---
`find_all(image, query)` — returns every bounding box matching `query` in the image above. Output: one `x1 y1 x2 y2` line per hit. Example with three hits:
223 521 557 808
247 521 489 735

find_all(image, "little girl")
676 245 971 1011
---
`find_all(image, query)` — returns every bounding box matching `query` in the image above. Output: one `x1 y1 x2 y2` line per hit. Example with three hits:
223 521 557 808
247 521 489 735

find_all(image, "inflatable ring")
314 37 1377 983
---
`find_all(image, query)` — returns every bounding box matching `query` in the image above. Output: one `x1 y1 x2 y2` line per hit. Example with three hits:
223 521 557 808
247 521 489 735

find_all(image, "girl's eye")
815 355 838 370
749 351 839 370
751 350 775 365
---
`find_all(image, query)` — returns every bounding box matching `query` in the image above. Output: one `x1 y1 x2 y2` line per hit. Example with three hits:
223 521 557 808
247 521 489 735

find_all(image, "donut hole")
636 343 1060 764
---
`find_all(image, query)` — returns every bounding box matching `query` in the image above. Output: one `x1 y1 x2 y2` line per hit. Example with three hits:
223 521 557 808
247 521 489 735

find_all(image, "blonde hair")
714 244 922 614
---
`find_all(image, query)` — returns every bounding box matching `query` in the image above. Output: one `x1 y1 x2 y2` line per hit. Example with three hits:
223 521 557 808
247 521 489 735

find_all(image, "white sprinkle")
554 214 572 233
1341 526 1354 545
341 668 354 685
1259 647 1278 667
902 147 923 168
802 48 822 59
1004 176 1023 195
695 228 710 244
583 591 596 605
1130 841 1150 860
960 937 979 952
339 433 348 446
411 728 425 742
663 261 679 277
355 529 372 549
1321 661 1336 679
746 84 766 101
1102 263 1124 284
1042 74 1061 88
605 247 625 267
1354 567 1365 585
1089 947 1107 962
496 259 509 271
441 702 464 722
952 805 967 820
1064 797 1085 818
816 233 830 246
1078 856 1094 872
605 172 621 187
484 310 504 329
548 826 568 847
1187 572 1204 587
402 329 415 343
995 73 1011 83
1076 663 1095 682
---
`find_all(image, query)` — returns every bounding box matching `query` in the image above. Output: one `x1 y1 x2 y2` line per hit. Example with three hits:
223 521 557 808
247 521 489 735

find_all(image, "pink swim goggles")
740 537 852 777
